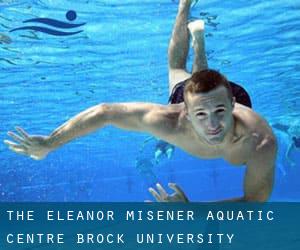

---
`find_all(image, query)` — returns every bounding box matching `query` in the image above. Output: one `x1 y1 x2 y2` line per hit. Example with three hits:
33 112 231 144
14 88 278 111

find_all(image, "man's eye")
216 109 225 114
196 112 206 116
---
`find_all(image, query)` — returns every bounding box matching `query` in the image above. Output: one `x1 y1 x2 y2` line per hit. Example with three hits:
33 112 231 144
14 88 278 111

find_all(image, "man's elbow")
255 192 271 202
244 192 270 202
94 103 113 124
77 103 112 129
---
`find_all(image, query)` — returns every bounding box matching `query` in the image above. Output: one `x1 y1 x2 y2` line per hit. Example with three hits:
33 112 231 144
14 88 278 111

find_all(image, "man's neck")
222 116 236 146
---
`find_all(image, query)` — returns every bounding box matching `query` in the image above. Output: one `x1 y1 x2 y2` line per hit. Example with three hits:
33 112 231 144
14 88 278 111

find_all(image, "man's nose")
208 116 219 129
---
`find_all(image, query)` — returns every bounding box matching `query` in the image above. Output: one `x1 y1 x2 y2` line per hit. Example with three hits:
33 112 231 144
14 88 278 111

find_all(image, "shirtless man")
4 0 277 202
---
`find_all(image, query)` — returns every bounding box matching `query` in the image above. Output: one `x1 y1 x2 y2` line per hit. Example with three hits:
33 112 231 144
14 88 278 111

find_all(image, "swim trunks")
168 79 252 108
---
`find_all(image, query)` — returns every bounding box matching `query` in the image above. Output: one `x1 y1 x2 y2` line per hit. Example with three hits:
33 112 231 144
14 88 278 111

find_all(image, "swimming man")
273 120 300 168
4 0 277 202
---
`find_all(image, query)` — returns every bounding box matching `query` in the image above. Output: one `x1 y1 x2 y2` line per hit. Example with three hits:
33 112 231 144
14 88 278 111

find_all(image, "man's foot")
188 19 205 36
178 0 192 8
187 20 205 47
178 0 199 8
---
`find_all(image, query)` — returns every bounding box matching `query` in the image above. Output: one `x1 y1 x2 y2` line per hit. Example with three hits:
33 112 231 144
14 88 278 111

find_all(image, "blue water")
0 0 299 201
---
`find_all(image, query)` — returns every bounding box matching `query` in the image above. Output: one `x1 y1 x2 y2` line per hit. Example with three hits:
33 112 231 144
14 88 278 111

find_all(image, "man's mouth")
207 127 222 135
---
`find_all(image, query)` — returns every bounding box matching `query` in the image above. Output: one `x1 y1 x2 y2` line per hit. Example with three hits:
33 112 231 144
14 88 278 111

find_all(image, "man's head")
183 69 235 145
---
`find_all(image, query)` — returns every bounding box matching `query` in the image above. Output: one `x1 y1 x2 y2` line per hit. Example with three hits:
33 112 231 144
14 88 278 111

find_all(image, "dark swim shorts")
168 79 252 108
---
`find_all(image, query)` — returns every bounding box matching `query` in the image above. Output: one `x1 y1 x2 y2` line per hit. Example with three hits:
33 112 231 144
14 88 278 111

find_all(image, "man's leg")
168 0 192 95
188 20 208 73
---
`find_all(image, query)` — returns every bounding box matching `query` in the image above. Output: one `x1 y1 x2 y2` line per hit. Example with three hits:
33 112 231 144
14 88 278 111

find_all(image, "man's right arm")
48 102 175 147
5 103 178 160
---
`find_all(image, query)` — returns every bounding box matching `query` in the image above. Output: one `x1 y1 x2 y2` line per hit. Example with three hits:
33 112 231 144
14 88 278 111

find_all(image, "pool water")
0 0 299 201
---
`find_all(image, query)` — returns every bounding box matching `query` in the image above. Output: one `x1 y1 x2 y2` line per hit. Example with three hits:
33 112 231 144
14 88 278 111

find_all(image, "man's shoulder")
229 104 276 166
146 103 185 130
233 103 275 145
234 104 269 130
142 103 188 144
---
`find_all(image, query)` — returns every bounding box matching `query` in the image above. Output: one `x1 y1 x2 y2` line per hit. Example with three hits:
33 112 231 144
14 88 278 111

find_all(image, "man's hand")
148 183 189 202
4 127 51 160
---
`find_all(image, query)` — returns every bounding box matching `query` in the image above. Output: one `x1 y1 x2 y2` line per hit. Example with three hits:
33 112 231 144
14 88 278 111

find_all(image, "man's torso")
158 103 274 166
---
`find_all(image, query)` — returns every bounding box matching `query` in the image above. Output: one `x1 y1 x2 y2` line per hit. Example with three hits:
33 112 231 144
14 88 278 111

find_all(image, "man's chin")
205 134 225 145
206 139 222 145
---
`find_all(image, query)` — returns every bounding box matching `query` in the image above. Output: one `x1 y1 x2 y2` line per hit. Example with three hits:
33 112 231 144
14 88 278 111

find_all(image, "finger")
148 187 161 202
4 139 26 150
7 131 28 145
15 127 30 140
156 183 168 198
8 146 27 155
4 139 17 147
4 140 25 148
168 183 187 199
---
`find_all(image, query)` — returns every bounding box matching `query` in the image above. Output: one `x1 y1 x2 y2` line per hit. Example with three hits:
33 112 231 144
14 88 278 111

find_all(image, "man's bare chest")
176 133 252 165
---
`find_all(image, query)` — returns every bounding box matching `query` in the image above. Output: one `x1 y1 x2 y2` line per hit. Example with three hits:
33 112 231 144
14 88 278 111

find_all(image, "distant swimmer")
273 120 300 168
135 137 173 187
273 128 290 177
137 136 174 164
4 0 277 202
154 140 175 164
135 158 158 187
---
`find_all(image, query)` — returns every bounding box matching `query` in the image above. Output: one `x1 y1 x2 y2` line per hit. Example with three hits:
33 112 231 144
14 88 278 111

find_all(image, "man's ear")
231 97 236 108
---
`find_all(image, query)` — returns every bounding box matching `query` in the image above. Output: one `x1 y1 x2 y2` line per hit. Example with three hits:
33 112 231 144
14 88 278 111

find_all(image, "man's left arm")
242 135 277 202
148 135 277 203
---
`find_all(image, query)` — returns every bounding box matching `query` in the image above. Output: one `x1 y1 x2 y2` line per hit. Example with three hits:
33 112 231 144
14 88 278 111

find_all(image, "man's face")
185 86 234 145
